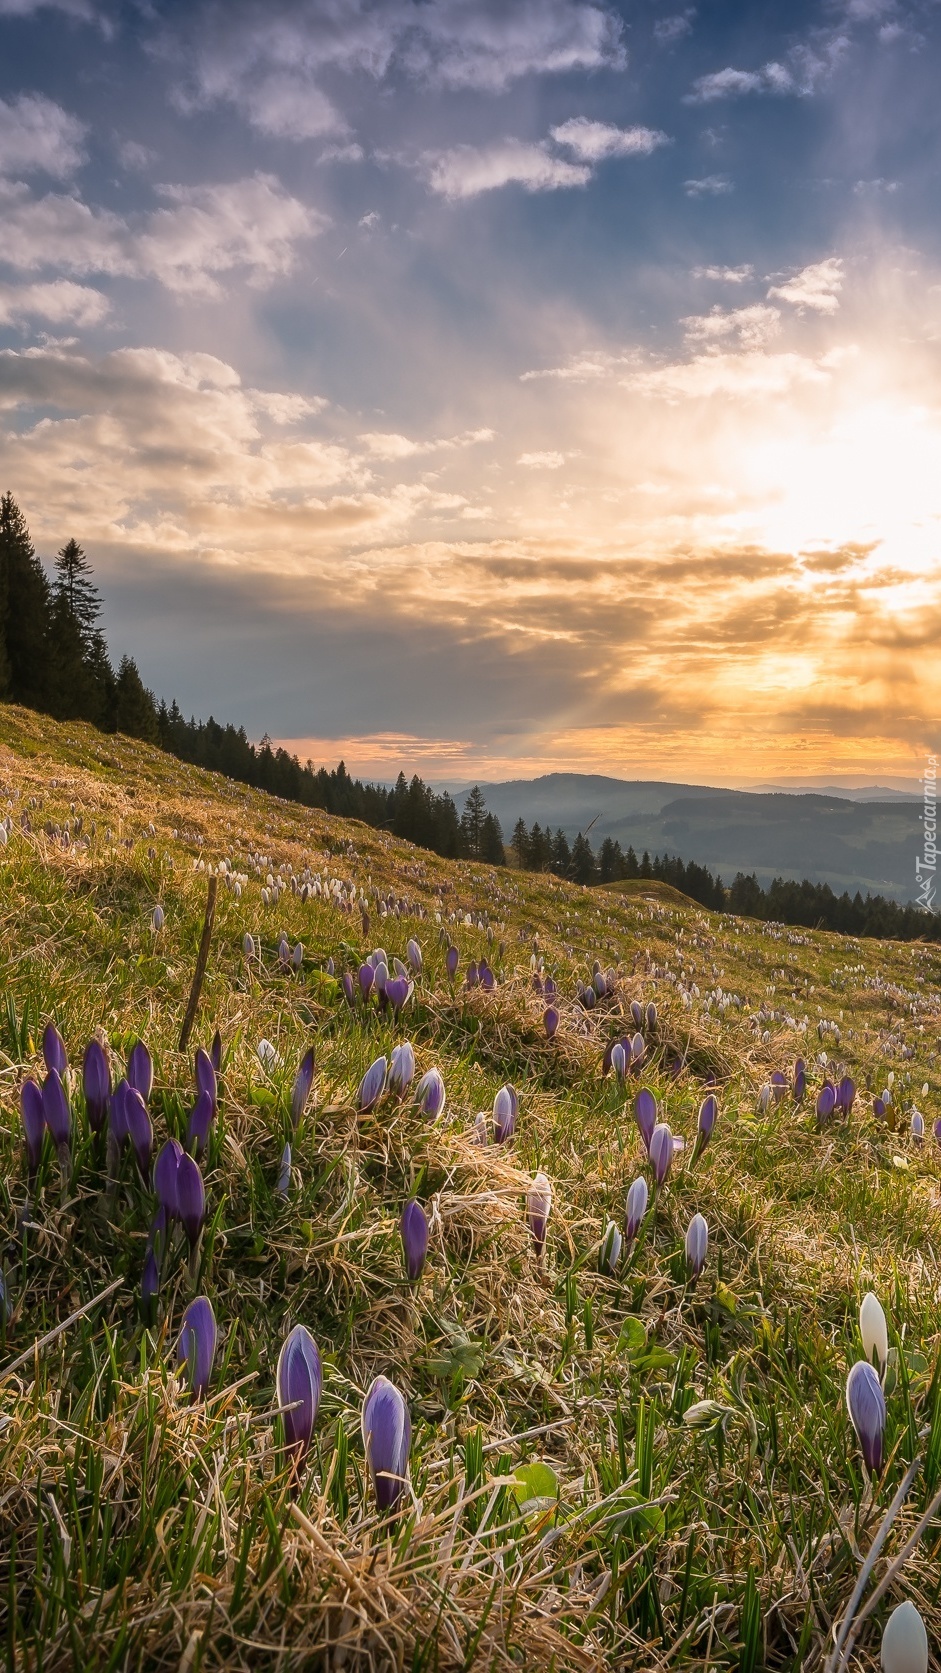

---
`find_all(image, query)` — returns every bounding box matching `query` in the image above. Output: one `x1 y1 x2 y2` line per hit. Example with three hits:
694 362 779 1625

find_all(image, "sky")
0 0 939 788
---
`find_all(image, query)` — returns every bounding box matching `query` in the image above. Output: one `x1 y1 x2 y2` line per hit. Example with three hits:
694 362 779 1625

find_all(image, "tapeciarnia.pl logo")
916 754 937 911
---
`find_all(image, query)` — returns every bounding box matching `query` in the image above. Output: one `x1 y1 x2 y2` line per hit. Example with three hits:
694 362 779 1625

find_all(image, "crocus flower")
276 1142 292 1196
401 1200 429 1282
43 1022 67 1078
880 1601 928 1673
276 1324 322 1478
178 1296 217 1401
42 1068 71 1153
493 1084 517 1144
838 1075 856 1116
911 1110 925 1142
816 1083 836 1122
83 1039 110 1134
186 1089 214 1160
358 963 375 1000
685 1212 708 1279
694 1094 718 1160
631 1032 645 1067
195 1047 217 1115
860 1291 889 1379
645 1001 657 1032
109 1079 131 1157
406 938 422 974
387 1042 415 1097
21 1080 44 1181
758 1083 772 1114
357 1056 387 1112
771 1071 787 1105
152 905 165 932
155 1137 183 1219
291 1047 315 1129
544 1005 559 1039
626 1175 649 1242
341 972 355 1007
593 971 607 998
934 1116 941 1148
846 1359 885 1476
610 1042 628 1082
649 1122 674 1188
243 933 256 960
384 976 413 1015
526 1172 552 1260
544 977 557 1001
630 1000 644 1029
362 1375 411 1512
466 961 479 989
634 1089 657 1154
211 1030 222 1074
124 1084 153 1181
446 945 459 981
471 1111 489 1145
416 1067 446 1121
177 1152 206 1251
600 1221 622 1273
127 1041 153 1104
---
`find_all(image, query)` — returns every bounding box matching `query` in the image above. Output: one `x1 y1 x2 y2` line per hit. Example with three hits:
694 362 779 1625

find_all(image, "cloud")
692 264 754 283
118 140 157 173
682 304 781 350
0 279 109 327
518 450 565 467
0 94 86 178
359 427 494 460
358 210 380 228
768 257 843 314
654 11 694 45
686 66 771 102
0 172 321 296
684 174 732 197
318 143 365 164
520 351 636 382
550 117 669 162
164 0 627 138
420 140 590 199
853 177 899 195
627 349 831 401
0 0 99 17
686 41 848 105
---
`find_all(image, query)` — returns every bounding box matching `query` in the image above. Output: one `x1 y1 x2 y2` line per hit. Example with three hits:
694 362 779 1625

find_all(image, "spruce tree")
571 832 596 885
511 817 529 869
481 812 505 865
550 827 571 876
0 492 51 709
114 655 159 741
460 786 488 859
54 538 101 642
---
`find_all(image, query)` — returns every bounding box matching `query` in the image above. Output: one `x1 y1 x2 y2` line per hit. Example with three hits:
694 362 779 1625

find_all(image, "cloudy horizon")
1 0 939 788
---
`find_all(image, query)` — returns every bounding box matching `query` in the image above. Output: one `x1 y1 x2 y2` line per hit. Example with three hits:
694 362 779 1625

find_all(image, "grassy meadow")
1 703 940 1671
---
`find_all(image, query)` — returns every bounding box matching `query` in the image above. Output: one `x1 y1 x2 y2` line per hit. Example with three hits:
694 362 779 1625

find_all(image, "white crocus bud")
860 1291 889 1379
881 1600 928 1673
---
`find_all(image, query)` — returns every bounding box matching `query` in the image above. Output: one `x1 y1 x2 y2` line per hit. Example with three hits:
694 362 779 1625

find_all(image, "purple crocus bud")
600 1221 622 1273
83 1039 111 1134
127 1041 153 1104
446 945 459 980
911 1110 925 1142
21 1080 45 1180
177 1152 206 1250
544 1005 560 1039
593 971 607 998
178 1296 217 1401
649 1122 673 1188
527 1172 552 1260
277 1324 322 1478
384 976 413 1015
934 1116 941 1148
479 961 495 992
631 1032 645 1067
696 1094 718 1154
466 961 479 990
387 1042 416 1097
493 1084 517 1144
276 1142 292 1196
645 1001 657 1032
341 971 355 1007
43 1022 67 1077
358 963 375 1001
416 1067 446 1121
155 1137 183 1219
401 1200 429 1282
544 977 557 1001
406 938 422 974
581 984 596 1010
357 1056 387 1112
42 1069 71 1150
874 1096 887 1120
291 1047 315 1129
817 1083 836 1122
109 1079 130 1153
124 1084 153 1181
610 1042 628 1082
685 1212 708 1279
211 1029 222 1075
838 1076 856 1117
186 1089 214 1160
634 1089 657 1154
625 1175 649 1242
195 1048 217 1115
362 1375 411 1512
794 1067 806 1102
630 1000 643 1029
771 1071 787 1105
846 1359 886 1476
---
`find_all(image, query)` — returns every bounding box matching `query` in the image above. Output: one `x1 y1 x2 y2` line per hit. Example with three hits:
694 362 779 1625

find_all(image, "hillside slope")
1 704 941 1671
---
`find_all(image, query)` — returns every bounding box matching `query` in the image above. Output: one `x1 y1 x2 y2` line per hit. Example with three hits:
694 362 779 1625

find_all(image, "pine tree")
54 538 101 642
0 492 51 709
460 786 488 859
114 655 159 741
511 817 529 869
481 812 505 865
571 832 596 885
550 828 571 876
598 836 621 883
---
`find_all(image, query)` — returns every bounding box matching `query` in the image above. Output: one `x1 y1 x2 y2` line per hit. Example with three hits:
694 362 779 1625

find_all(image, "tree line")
2 491 937 942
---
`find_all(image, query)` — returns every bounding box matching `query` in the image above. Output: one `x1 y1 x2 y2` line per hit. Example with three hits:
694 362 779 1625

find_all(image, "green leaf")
618 1317 647 1357
512 1462 558 1509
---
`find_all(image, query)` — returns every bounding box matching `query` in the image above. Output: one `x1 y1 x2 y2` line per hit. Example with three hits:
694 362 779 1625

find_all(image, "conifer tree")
481 811 505 865
512 816 529 869
0 492 50 709
114 655 159 741
460 786 488 858
571 831 596 885
54 538 101 641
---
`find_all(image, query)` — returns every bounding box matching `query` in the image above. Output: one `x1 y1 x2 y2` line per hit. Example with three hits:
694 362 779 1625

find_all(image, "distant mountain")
437 772 924 905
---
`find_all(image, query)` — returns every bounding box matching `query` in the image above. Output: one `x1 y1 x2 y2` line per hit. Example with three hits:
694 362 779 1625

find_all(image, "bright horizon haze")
0 0 938 788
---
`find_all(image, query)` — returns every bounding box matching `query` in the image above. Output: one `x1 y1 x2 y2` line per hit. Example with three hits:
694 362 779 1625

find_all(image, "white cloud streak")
421 140 591 199
549 117 669 161
0 94 86 178
768 257 843 314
